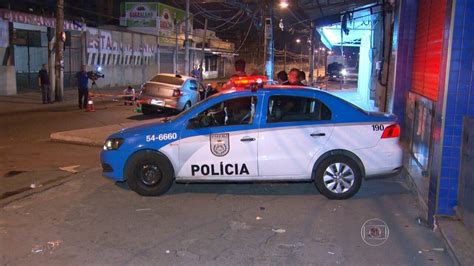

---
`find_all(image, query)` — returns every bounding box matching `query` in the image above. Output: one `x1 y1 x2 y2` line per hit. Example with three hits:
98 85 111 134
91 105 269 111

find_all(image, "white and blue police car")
101 78 402 199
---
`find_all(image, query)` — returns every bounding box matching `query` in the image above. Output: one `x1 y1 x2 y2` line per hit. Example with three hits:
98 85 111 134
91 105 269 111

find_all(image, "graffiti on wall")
86 28 156 66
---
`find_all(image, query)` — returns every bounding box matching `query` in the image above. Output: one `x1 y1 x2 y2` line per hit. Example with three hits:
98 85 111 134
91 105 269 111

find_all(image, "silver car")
138 74 203 115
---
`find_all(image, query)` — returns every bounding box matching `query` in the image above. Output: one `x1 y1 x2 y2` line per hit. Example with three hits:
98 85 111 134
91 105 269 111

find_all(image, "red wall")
411 0 447 101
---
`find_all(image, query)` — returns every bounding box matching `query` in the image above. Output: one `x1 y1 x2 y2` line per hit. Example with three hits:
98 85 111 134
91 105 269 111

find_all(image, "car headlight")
103 138 124 150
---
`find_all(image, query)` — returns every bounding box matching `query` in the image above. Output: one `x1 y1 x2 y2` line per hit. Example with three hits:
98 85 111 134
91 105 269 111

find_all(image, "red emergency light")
221 76 267 91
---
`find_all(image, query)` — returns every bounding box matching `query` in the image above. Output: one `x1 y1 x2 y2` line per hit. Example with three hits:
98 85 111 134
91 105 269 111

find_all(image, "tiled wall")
438 0 474 215
392 0 418 134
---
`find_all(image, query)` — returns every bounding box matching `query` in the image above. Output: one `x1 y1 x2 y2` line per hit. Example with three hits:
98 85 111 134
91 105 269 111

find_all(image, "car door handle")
240 137 256 142
310 133 326 137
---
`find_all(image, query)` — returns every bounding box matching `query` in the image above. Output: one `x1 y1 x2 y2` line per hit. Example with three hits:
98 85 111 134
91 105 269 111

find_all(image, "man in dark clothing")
286 68 304 86
38 64 52 104
230 59 247 78
76 65 89 109
277 70 288 84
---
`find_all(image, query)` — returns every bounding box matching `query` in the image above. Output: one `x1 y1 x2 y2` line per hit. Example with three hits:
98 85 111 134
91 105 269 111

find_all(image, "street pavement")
1 169 452 265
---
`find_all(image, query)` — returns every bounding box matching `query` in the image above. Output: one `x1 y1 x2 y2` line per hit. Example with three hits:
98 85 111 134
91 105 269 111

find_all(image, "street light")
279 0 289 8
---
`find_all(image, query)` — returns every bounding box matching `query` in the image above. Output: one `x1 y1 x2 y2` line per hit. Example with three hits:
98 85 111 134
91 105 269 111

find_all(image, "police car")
101 78 402 199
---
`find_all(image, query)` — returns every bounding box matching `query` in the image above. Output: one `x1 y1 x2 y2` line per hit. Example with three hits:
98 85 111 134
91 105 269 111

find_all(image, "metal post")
308 23 315 84
184 0 190 75
55 0 64 101
174 18 178 74
200 18 208 78
283 31 287 72
264 1 274 80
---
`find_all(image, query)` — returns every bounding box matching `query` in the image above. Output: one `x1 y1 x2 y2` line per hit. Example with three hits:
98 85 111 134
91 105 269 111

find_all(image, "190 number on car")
146 133 178 142
372 124 385 131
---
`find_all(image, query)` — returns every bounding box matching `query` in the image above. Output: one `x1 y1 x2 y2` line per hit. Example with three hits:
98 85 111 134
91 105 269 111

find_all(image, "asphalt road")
1 169 452 265
0 100 164 198
0 92 453 265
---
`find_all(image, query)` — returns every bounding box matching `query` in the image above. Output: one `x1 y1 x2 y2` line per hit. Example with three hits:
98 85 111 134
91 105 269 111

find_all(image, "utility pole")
184 0 190 75
55 0 64 101
283 30 287 72
264 0 274 80
308 22 315 84
174 17 178 74
200 18 208 75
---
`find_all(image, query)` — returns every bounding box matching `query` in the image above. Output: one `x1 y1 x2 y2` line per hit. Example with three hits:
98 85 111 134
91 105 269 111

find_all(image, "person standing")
277 70 288 84
76 65 89 109
38 64 52 104
230 59 247 78
286 68 304 86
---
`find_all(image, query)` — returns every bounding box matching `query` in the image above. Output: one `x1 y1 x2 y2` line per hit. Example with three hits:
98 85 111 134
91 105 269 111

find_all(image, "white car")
101 80 403 199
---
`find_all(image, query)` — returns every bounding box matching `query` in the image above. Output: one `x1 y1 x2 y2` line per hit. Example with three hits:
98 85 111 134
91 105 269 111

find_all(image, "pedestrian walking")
38 64 52 104
76 65 89 109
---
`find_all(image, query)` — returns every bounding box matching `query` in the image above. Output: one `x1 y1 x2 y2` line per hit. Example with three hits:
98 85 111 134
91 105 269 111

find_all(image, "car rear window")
150 75 184 86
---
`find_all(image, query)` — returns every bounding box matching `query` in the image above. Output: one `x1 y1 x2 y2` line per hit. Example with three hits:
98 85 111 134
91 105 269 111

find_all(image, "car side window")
267 95 331 123
189 80 198 90
188 96 257 128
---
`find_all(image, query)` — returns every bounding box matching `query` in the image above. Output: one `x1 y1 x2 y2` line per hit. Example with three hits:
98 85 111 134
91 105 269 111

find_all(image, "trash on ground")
59 165 80 174
328 251 335 255
229 221 250 230
165 250 170 254
418 250 422 254
432 248 445 252
136 208 151 212
30 183 42 189
260 206 265 210
31 240 62 254
256 216 262 220
272 228 286 234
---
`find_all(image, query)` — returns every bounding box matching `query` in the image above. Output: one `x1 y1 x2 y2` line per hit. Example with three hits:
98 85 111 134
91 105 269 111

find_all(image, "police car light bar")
231 76 267 88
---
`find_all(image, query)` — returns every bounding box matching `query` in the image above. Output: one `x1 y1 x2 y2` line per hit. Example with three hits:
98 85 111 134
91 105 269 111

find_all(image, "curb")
50 132 104 147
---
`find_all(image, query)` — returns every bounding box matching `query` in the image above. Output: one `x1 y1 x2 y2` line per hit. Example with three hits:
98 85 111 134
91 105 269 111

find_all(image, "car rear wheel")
313 155 362 199
125 150 174 196
141 104 156 115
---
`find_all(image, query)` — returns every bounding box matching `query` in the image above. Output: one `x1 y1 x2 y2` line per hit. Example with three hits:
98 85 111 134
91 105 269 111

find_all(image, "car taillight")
381 124 400 138
173 89 183 97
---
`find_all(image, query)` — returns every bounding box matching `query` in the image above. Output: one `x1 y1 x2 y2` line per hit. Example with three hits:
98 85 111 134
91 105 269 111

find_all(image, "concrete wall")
0 66 17 95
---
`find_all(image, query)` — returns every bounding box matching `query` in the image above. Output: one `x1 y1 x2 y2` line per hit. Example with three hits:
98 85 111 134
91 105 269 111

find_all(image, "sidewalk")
50 119 158 146
0 86 131 115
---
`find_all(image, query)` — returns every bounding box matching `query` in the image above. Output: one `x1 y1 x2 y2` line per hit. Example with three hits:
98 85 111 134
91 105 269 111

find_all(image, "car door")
187 80 199 105
258 92 334 179
177 94 261 180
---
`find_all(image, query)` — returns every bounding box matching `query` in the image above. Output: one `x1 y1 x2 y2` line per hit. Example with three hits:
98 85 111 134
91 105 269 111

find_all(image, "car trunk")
142 82 179 98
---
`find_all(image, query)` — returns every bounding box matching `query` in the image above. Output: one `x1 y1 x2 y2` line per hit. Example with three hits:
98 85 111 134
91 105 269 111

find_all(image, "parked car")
101 77 403 200
138 74 204 115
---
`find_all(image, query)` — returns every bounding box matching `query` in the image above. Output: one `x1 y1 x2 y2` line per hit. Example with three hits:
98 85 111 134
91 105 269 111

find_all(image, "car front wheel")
313 155 362 199
125 151 174 196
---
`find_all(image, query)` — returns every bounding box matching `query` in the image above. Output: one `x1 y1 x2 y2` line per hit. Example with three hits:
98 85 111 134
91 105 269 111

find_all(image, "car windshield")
150 75 184 86
166 93 221 123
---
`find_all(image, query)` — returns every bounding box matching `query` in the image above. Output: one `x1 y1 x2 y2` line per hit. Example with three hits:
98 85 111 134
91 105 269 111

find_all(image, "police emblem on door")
210 133 230 157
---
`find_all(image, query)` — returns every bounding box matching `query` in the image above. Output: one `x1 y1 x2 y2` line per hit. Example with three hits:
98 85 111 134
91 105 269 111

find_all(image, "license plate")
150 99 165 106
